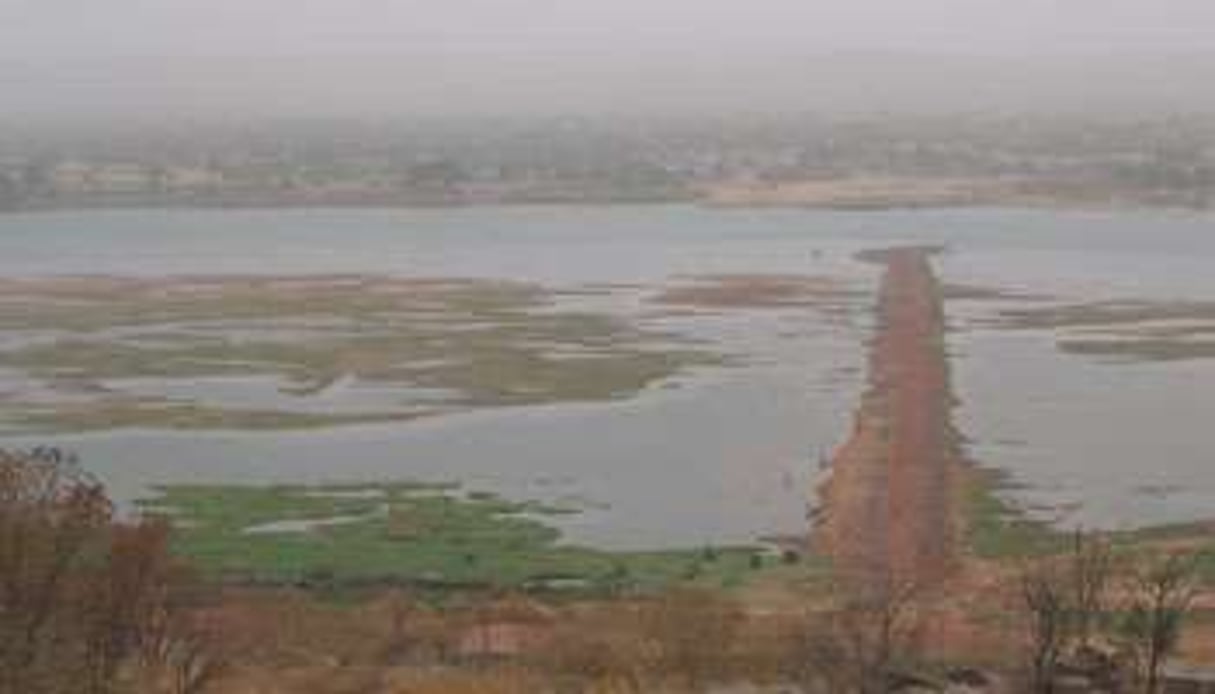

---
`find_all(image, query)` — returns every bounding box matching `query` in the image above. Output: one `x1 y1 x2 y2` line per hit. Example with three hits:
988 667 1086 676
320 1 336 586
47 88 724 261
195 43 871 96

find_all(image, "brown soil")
815 247 961 591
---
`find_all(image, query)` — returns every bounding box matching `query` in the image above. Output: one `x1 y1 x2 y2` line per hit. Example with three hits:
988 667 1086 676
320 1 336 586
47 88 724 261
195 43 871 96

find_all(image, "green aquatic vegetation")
140 483 770 594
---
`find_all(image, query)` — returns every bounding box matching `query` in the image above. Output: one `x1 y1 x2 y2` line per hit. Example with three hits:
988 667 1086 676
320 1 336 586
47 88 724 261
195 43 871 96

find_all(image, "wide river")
1 205 1213 547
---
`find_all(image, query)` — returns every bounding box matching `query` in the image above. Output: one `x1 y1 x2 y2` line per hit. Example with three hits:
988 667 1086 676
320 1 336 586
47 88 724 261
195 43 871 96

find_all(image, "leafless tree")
1066 529 1115 652
136 589 227 694
0 448 219 694
161 624 227 694
1021 562 1070 694
1016 530 1123 692
0 448 111 693
1118 551 1200 694
787 579 920 694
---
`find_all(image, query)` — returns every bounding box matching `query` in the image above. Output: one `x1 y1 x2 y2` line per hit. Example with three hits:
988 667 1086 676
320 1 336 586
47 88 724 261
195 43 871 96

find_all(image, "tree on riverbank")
1018 530 1201 693
0 448 222 694
1118 551 1200 694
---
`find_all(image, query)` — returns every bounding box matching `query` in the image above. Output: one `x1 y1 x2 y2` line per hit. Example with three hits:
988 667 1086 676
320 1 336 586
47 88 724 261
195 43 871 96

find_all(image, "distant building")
50 161 92 194
91 164 153 194
50 162 155 196
161 166 223 193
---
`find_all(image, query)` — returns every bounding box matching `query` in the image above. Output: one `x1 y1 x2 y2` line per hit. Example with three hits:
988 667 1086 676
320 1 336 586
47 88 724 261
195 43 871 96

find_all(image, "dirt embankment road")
816 246 960 591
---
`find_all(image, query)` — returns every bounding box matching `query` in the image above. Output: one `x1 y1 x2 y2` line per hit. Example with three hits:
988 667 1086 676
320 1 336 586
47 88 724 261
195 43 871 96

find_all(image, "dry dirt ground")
815 247 960 592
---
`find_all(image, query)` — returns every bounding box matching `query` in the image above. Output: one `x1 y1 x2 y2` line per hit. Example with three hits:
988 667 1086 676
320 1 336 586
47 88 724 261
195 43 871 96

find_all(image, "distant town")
2 114 1213 211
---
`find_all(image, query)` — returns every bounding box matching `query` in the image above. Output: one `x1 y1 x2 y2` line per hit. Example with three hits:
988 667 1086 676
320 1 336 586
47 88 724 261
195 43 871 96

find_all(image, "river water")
1 205 1213 546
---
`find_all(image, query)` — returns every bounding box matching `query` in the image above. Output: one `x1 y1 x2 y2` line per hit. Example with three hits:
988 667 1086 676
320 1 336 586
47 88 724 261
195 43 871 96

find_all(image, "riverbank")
4 176 1211 215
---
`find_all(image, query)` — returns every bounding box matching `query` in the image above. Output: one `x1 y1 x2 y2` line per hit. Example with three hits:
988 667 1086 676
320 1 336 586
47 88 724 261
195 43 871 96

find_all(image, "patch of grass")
141 483 775 595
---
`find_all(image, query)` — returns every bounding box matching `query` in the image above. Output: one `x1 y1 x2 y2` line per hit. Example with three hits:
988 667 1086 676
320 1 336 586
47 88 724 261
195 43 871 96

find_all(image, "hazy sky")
3 0 1215 119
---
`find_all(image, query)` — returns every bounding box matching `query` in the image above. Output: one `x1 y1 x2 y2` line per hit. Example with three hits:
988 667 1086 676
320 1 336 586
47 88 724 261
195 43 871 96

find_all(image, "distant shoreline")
2 199 1210 217
3 176 1208 216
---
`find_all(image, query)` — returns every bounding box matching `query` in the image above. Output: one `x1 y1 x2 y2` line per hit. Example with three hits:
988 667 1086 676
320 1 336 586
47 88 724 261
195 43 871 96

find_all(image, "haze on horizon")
3 0 1215 122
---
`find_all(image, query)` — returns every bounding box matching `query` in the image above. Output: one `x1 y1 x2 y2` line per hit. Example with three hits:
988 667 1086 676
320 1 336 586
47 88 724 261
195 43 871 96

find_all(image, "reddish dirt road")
816 246 960 591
